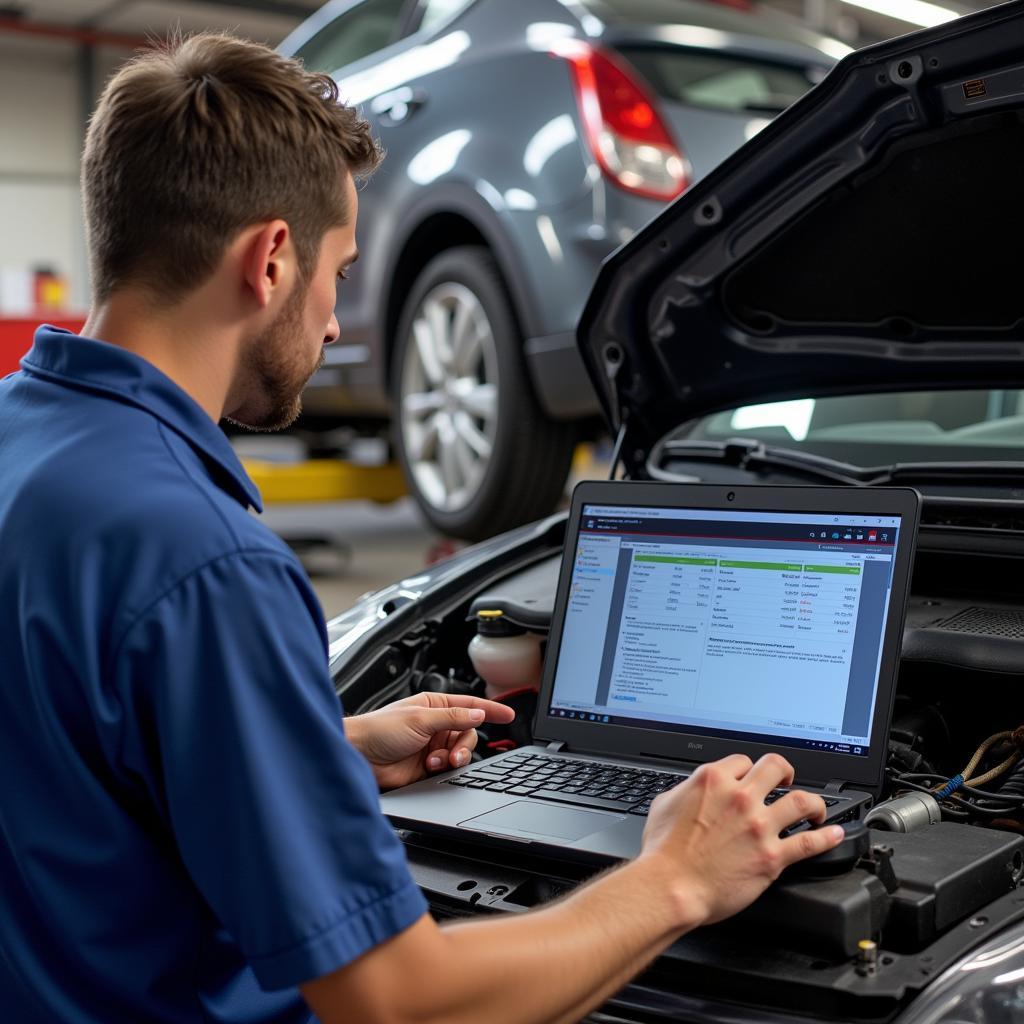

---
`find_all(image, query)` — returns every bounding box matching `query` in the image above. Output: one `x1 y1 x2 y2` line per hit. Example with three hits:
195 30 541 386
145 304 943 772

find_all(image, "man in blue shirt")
0 32 842 1024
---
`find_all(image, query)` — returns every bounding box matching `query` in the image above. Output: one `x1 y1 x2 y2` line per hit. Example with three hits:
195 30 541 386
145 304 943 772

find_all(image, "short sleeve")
111 550 428 990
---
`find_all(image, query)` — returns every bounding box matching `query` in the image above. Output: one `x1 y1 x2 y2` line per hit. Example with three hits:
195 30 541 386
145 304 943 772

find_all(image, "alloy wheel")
399 282 500 513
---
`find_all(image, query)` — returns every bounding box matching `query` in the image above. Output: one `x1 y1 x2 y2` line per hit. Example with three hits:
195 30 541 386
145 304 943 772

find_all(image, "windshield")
683 390 1024 465
618 47 817 114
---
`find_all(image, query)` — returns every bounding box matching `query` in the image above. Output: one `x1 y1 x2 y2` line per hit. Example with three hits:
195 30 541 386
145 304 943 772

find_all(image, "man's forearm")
303 854 699 1024
301 755 843 1024
436 856 696 1024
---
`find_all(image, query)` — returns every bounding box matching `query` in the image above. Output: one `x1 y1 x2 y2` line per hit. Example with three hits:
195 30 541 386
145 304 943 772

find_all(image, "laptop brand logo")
687 742 704 750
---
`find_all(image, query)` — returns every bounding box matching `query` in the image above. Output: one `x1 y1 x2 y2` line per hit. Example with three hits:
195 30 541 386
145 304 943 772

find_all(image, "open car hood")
577 0 1024 468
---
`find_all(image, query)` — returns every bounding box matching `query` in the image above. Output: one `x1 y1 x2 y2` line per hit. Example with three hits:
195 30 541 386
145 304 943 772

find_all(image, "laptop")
381 481 920 862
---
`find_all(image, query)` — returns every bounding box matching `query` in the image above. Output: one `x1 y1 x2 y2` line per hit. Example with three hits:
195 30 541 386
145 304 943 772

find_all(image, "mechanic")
0 33 843 1024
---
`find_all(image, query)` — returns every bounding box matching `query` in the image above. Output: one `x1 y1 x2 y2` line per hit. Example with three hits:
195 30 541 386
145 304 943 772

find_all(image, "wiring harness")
888 725 1024 825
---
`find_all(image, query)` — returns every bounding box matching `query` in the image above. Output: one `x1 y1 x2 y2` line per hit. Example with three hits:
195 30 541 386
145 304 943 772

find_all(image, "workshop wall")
0 35 124 312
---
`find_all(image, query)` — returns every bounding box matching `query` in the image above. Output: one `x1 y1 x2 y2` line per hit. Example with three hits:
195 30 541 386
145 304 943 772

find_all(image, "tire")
392 246 576 541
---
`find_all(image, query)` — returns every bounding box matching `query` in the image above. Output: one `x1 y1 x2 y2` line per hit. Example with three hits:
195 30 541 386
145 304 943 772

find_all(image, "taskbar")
548 706 870 758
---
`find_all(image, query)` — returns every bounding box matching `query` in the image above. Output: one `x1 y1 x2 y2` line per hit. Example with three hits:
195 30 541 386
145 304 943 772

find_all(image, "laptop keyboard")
446 753 841 817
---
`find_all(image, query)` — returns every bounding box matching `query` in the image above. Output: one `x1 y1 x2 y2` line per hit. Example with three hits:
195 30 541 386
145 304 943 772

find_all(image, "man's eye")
337 271 350 282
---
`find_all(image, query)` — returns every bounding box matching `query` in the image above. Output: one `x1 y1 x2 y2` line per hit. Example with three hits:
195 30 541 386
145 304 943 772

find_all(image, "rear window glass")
578 0 826 49
295 0 407 73
619 47 817 115
417 0 473 32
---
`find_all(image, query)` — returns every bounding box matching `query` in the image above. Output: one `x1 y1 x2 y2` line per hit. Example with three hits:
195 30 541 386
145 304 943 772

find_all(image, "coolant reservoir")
468 609 543 700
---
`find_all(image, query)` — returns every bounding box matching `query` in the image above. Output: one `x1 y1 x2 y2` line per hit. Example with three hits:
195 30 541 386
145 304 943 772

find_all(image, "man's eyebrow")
344 249 360 266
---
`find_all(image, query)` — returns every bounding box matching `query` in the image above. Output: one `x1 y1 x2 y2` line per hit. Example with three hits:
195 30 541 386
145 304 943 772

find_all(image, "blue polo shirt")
0 327 427 1023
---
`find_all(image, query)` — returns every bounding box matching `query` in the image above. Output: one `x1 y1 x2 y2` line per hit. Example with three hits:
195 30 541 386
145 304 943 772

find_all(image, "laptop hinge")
824 780 846 795
546 740 566 753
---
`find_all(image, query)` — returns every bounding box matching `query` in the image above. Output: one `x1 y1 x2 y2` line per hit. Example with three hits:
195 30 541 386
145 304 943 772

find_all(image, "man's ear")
241 220 293 309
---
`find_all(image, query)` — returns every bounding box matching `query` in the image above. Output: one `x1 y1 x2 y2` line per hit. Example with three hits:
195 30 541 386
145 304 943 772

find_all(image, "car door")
284 0 417 406
285 0 478 413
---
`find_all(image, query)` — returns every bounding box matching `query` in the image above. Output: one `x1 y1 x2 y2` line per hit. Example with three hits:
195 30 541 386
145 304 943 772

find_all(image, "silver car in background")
280 0 845 539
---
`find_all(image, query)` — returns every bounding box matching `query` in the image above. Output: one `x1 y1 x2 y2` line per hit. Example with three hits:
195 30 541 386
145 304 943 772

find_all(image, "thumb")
418 707 486 735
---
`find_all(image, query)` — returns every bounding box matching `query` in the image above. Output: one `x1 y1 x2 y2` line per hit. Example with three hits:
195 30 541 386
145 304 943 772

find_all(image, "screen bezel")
533 481 920 792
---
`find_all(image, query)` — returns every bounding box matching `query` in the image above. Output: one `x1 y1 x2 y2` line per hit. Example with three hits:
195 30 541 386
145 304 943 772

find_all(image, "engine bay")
336 522 1024 1020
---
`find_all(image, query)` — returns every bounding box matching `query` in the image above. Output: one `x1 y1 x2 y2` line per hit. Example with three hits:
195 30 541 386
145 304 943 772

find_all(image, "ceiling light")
840 0 960 28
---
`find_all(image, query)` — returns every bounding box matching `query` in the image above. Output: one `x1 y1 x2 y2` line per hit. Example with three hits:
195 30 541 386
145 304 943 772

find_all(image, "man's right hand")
639 752 845 927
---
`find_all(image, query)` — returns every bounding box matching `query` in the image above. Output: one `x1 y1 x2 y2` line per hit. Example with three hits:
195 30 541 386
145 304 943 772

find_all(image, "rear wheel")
393 246 576 541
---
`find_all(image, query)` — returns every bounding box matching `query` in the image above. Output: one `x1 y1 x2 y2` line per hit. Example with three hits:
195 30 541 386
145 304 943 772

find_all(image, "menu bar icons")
809 526 894 541
803 524 898 545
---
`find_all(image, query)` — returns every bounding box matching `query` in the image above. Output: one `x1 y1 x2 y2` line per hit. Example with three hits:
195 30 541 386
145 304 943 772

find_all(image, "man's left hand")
345 692 517 791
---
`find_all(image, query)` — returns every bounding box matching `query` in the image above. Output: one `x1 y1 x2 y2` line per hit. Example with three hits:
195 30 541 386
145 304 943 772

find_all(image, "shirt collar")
21 326 263 512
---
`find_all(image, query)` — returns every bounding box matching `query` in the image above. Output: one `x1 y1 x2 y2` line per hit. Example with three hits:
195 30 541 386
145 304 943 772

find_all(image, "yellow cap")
858 940 877 951
476 609 505 619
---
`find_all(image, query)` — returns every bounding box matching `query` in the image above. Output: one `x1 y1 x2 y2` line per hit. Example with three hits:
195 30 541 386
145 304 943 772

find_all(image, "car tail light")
550 39 689 202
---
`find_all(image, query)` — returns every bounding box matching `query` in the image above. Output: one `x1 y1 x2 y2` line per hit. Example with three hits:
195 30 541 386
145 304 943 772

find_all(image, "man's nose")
324 313 341 346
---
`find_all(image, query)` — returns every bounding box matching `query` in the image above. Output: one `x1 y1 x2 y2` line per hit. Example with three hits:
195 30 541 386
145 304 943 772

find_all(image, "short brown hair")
81 32 381 304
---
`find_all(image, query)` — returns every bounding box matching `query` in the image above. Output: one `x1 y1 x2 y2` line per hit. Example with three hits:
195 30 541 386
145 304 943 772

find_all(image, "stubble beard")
224 280 325 433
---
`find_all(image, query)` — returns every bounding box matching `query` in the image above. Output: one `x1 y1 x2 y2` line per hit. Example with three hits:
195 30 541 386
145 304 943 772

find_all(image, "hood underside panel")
576 0 1024 465
724 113 1024 333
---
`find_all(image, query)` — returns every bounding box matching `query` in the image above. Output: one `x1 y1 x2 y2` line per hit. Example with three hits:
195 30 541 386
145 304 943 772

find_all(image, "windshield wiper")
653 440 1024 490
651 438 871 485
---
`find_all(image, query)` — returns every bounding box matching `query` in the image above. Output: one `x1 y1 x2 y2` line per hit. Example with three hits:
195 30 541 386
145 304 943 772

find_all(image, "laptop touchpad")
459 801 621 840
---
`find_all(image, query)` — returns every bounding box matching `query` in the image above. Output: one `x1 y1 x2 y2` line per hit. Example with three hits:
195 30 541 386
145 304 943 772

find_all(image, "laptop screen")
548 503 903 760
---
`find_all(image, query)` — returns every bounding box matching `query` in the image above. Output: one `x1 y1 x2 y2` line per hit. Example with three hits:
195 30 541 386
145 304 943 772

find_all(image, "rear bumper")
524 331 600 420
